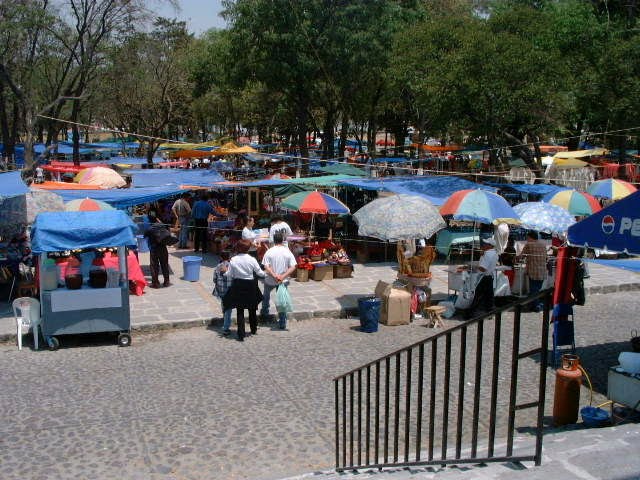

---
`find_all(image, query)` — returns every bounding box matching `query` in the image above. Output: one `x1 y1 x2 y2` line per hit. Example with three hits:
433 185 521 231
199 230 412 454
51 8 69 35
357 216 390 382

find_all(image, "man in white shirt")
171 193 192 249
261 232 297 329
269 216 293 247
464 236 498 319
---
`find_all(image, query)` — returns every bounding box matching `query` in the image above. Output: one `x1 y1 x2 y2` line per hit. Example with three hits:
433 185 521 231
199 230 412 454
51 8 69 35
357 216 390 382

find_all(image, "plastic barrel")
183 256 202 281
358 296 380 333
136 235 149 253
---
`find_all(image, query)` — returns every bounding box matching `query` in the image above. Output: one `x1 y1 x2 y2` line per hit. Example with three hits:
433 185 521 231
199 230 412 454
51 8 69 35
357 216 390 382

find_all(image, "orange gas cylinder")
552 354 583 426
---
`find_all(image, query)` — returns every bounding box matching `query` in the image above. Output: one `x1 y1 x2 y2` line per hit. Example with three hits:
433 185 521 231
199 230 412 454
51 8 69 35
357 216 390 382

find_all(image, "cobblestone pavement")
0 291 637 480
1 248 638 339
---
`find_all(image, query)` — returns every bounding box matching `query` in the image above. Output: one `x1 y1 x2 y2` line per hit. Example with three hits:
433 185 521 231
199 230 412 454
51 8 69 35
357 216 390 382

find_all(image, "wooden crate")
333 264 353 278
296 268 309 282
311 264 333 281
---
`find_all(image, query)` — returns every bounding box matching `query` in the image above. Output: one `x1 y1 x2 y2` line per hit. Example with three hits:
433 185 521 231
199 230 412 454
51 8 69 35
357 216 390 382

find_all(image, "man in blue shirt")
192 192 214 253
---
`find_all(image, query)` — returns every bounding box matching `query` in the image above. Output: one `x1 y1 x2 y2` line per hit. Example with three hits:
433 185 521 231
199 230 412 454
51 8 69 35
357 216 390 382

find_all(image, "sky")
153 0 226 34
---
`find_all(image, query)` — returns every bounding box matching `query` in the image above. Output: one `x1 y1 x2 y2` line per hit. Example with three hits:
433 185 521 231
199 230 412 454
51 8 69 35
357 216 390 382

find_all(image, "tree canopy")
1 0 639 167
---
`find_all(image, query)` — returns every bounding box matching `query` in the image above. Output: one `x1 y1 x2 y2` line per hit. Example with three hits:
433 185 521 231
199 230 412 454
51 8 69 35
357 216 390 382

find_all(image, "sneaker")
150 282 161 289
222 329 231 336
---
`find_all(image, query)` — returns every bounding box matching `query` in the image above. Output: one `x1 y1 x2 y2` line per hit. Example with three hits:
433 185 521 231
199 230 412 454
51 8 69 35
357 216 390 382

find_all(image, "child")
212 251 233 335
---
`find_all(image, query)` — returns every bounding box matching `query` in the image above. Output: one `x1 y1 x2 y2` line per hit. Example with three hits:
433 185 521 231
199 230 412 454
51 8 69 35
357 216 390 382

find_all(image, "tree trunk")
146 141 156 167
339 112 348 159
0 88 12 159
296 99 309 174
23 107 36 171
322 107 336 163
71 98 81 166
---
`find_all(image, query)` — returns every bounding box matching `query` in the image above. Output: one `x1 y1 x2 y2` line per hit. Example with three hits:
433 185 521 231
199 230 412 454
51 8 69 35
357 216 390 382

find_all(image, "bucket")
183 256 202 282
136 235 149 253
580 406 610 427
358 296 380 333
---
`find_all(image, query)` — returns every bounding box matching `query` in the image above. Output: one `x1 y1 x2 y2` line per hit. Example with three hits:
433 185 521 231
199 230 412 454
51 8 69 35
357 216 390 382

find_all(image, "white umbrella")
353 194 446 241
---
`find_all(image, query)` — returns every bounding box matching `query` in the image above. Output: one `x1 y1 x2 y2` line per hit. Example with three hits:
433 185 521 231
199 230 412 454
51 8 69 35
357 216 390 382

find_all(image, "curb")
2 283 638 344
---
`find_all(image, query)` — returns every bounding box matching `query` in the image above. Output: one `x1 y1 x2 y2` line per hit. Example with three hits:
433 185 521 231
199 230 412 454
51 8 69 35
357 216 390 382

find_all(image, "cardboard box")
374 280 411 325
311 264 333 281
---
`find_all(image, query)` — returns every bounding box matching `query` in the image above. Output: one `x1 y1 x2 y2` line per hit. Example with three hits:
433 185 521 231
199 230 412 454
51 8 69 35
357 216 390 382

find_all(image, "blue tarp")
487 183 566 197
568 190 640 254
45 186 185 209
0 171 29 199
126 169 223 188
338 175 495 205
586 258 640 273
31 210 137 253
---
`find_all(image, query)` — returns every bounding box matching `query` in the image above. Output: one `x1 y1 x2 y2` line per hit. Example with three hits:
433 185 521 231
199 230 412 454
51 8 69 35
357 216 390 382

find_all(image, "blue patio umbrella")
513 202 576 234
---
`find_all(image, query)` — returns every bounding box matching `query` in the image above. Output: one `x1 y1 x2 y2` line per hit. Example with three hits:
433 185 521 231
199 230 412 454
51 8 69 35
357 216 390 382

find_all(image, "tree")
96 19 194 166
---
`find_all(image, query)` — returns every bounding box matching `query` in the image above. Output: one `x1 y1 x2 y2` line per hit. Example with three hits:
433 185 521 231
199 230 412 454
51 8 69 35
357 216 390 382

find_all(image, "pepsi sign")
601 215 615 234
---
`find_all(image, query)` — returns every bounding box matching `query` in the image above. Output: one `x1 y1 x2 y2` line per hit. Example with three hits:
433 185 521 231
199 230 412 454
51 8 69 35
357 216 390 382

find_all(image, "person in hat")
464 236 498 319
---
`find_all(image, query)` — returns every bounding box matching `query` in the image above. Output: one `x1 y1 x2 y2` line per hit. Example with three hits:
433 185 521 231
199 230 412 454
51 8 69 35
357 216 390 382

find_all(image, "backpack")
148 224 178 246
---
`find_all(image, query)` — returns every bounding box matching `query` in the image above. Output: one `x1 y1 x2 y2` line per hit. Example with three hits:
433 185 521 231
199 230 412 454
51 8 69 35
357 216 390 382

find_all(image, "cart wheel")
117 333 132 347
47 337 60 351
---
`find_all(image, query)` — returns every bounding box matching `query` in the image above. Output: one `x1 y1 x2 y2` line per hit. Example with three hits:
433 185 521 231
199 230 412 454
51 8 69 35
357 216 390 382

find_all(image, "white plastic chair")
12 297 41 350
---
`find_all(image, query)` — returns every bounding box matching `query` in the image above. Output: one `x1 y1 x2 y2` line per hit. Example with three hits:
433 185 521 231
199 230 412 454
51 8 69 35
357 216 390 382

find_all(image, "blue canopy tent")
44 186 185 209
0 171 30 237
568 190 640 254
31 210 136 253
338 175 495 206
0 171 29 199
126 169 223 188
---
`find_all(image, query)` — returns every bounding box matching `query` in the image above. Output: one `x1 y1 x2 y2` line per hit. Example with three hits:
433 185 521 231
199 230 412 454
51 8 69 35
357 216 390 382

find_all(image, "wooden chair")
397 243 436 276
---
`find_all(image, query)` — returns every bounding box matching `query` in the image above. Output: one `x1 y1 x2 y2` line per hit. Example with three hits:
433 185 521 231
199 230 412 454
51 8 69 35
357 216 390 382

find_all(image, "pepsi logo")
602 215 615 234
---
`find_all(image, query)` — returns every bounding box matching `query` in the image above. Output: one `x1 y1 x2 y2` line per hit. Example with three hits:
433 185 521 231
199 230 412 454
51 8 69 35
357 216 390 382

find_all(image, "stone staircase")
279 423 640 480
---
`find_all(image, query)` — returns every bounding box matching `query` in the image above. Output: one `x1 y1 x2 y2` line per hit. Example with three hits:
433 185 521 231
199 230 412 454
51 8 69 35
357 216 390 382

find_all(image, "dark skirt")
222 278 263 311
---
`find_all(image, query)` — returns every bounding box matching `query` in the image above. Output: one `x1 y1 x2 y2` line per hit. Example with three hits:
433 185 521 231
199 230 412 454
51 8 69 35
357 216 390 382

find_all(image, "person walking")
223 239 265 341
269 216 293 246
518 230 548 311
144 208 172 288
464 237 498 319
212 251 233 336
242 216 260 256
192 193 214 253
261 232 297 329
172 192 192 249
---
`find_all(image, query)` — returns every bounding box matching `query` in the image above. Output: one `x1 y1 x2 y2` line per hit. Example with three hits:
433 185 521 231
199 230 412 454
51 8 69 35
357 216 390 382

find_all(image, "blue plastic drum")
183 256 202 282
358 296 381 333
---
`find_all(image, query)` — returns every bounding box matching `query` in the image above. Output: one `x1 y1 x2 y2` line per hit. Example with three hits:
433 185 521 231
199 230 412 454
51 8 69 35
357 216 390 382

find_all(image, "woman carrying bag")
223 239 265 341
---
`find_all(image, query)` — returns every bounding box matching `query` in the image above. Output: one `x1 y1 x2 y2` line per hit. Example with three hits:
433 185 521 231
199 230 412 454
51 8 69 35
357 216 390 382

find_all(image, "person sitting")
464 237 498 319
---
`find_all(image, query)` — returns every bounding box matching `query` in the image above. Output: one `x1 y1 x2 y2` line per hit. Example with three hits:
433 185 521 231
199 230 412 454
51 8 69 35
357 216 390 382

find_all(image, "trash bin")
183 256 202 281
136 235 149 253
358 296 380 333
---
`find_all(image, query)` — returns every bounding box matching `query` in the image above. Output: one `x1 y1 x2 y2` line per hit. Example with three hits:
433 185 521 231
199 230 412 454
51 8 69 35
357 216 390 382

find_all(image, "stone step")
279 423 640 480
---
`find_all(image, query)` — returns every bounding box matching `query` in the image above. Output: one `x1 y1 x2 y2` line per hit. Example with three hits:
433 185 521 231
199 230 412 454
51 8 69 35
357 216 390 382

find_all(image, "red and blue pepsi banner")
568 191 640 254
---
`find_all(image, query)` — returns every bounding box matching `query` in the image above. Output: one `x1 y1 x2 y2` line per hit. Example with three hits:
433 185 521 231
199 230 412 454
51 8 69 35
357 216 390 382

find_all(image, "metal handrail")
334 288 552 472
334 288 552 381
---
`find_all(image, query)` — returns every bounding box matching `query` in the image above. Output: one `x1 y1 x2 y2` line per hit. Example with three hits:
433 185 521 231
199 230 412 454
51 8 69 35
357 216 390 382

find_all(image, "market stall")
31 210 137 349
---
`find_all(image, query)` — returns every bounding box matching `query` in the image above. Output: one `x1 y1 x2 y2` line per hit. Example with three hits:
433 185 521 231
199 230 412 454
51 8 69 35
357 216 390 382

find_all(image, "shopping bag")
275 284 293 313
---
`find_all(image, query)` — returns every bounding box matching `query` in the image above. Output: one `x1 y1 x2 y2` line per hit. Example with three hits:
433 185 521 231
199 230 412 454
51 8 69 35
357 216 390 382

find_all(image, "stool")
425 305 446 328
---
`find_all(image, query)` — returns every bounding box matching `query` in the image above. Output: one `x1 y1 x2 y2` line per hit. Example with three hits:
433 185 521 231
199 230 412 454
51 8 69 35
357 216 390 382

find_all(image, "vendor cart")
31 211 137 350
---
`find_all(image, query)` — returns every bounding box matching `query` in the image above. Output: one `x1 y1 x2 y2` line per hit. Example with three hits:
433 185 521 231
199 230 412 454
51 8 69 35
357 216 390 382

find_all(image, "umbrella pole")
310 213 315 237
